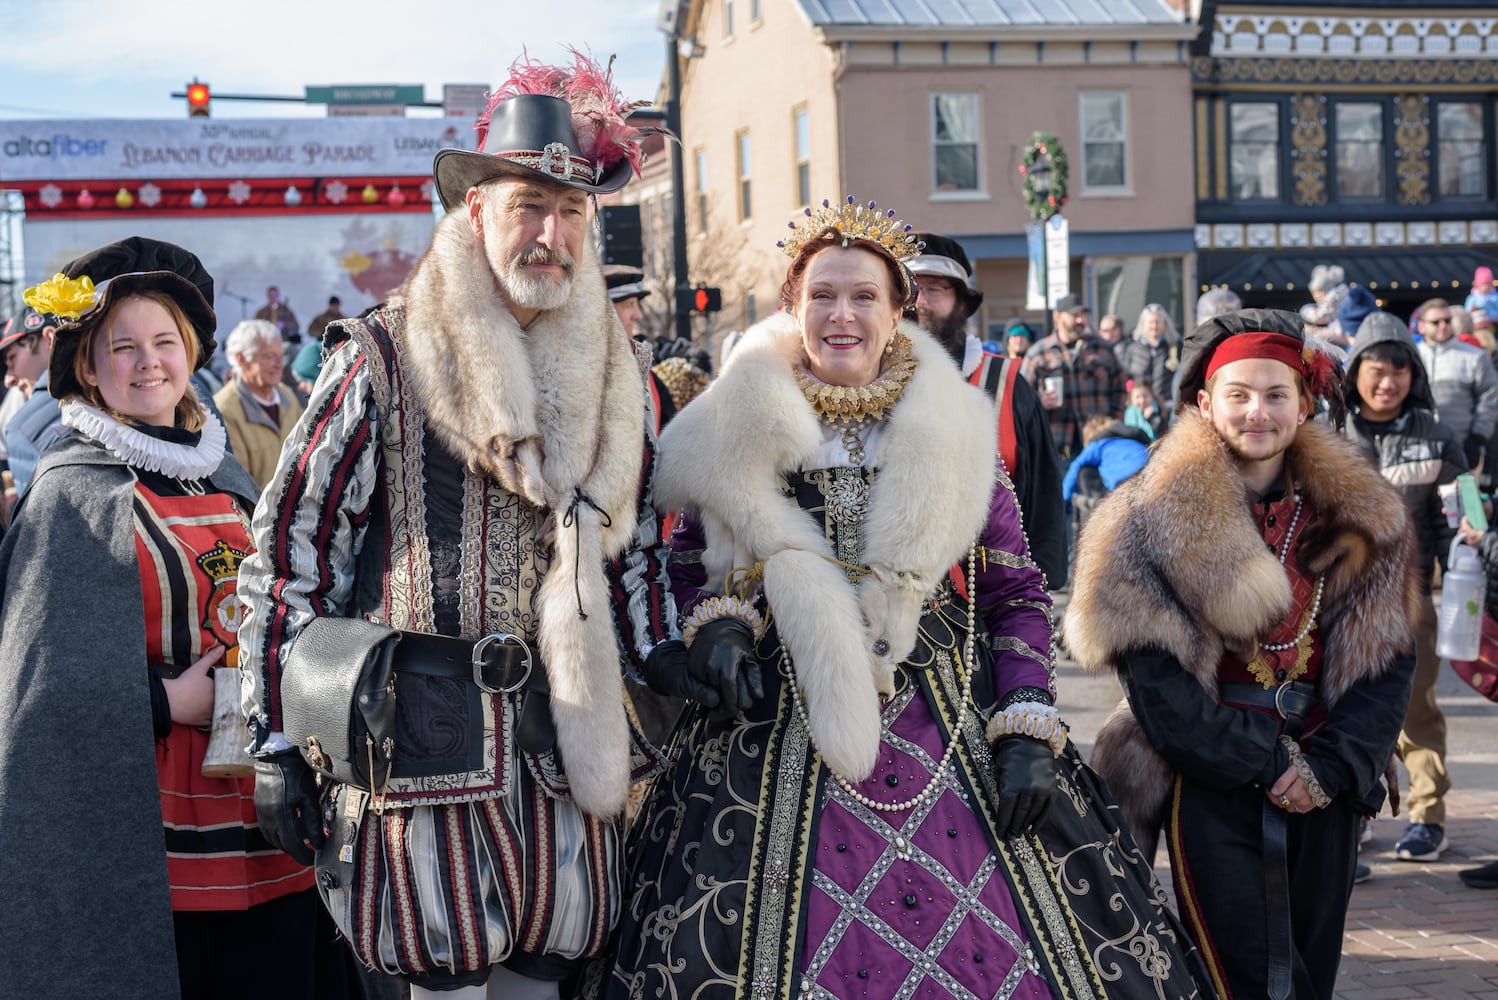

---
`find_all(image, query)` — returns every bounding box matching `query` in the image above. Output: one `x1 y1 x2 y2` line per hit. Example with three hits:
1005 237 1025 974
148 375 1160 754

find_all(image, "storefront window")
1229 103 1280 201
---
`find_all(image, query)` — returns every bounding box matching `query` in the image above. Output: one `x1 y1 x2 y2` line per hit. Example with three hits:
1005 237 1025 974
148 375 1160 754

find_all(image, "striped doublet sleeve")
609 428 678 673
238 339 381 745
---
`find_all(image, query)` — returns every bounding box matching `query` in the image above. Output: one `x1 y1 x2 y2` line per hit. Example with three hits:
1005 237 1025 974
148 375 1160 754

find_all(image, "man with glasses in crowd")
1021 293 1127 460
1416 298 1498 475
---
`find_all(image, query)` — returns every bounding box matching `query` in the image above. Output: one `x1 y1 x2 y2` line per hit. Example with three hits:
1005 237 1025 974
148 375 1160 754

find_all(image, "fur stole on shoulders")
1064 410 1421 848
655 312 996 780
391 210 645 819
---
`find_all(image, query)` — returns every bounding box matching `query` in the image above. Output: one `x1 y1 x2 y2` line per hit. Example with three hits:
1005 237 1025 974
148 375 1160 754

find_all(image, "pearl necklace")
782 545 977 813
1259 493 1325 652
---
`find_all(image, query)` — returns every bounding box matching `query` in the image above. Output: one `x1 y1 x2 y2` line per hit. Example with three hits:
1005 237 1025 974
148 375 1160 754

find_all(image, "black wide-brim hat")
47 237 217 402
433 94 632 211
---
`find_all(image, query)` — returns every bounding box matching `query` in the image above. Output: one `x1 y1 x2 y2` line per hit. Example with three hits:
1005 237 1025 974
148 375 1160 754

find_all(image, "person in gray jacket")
1414 297 1498 470
1344 309 1466 866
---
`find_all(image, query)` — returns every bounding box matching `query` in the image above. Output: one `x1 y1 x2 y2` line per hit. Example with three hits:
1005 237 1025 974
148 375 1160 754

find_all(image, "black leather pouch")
281 617 401 789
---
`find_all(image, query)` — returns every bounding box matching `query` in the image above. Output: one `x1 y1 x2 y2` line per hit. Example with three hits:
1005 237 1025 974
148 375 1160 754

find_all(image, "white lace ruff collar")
61 401 227 480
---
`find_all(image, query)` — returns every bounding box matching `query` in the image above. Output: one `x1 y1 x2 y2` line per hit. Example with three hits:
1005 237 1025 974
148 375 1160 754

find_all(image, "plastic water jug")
1437 537 1487 661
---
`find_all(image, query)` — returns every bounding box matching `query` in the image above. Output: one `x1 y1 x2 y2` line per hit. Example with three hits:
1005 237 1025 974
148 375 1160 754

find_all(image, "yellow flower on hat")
23 272 96 319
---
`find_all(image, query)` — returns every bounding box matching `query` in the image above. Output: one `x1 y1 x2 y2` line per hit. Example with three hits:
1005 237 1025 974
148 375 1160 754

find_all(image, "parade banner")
0 118 473 182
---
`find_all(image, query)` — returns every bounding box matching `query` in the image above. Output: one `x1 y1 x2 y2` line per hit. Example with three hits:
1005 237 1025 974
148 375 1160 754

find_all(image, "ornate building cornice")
1210 13 1497 60
1193 55 1498 89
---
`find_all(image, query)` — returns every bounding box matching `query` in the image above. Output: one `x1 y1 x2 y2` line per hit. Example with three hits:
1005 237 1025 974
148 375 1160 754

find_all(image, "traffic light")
676 286 722 314
186 81 211 118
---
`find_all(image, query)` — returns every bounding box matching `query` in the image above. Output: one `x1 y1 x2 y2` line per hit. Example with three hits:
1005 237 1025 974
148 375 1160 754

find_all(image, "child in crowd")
1063 415 1152 533
1123 381 1167 440
1467 266 1498 318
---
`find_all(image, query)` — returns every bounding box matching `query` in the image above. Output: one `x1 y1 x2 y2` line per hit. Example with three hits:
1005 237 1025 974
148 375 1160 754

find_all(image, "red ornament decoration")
77 188 95 209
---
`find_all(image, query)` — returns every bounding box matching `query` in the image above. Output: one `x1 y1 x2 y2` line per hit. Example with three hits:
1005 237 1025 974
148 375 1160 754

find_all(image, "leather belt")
391 630 556 753
393 629 536 695
1220 680 1318 723
1224 679 1317 1000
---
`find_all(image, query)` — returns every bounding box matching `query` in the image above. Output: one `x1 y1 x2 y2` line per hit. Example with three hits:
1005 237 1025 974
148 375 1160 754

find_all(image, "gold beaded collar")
794 332 917 424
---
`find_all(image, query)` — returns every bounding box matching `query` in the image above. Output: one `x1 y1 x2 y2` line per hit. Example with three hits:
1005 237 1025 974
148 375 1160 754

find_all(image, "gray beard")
503 266 573 312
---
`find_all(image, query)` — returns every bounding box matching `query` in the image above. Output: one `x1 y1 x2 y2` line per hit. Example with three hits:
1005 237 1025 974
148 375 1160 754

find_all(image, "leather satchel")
280 617 401 789
1450 614 1498 703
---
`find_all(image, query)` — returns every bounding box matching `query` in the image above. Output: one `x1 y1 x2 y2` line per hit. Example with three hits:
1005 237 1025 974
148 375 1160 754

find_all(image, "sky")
0 0 671 121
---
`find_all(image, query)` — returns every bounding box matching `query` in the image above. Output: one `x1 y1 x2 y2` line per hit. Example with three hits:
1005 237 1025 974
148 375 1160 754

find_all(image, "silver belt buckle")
471 633 532 695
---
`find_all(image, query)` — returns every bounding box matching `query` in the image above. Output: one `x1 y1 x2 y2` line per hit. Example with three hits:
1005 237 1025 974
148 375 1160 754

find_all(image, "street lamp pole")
665 34 692 343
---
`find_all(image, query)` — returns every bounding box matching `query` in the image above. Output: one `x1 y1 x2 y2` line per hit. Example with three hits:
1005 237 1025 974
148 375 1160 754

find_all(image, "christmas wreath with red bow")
1018 132 1068 220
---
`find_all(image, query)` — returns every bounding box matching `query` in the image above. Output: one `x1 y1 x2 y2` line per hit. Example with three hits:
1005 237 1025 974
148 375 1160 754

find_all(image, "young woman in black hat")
0 238 350 999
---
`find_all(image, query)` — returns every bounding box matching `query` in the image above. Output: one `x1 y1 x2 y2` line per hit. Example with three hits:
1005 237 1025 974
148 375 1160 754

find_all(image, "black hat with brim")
908 232 984 315
48 238 216 402
433 94 632 211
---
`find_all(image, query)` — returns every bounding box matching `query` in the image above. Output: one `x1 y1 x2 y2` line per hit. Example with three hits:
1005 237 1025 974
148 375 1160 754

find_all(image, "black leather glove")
253 750 326 866
1465 433 1486 471
991 735 1056 838
642 621 763 715
689 618 762 718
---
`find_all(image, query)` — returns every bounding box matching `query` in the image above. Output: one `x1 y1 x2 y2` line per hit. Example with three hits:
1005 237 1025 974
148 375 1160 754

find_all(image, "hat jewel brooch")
778 196 925 262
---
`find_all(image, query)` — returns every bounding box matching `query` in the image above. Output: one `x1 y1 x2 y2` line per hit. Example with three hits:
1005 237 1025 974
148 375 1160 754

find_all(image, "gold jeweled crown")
777 196 924 262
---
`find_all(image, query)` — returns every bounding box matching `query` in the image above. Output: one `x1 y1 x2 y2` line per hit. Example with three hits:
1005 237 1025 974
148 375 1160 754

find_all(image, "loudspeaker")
601 205 644 267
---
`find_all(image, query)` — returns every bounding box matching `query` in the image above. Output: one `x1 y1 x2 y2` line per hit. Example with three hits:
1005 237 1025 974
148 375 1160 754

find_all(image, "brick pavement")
1051 593 1498 999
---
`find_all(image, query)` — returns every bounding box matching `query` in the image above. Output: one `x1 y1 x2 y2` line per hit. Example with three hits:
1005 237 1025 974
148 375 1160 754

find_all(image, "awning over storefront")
1199 248 1492 297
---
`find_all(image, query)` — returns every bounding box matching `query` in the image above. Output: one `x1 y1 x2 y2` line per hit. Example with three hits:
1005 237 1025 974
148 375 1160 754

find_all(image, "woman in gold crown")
591 199 1215 1000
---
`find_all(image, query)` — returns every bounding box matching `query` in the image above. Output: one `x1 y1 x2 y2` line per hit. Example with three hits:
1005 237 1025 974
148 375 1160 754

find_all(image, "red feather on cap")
475 49 661 178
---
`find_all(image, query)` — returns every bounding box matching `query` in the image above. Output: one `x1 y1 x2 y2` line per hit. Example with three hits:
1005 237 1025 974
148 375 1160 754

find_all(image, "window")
737 131 752 220
723 0 734 37
1438 102 1486 198
745 289 758 326
1334 102 1383 198
1229 102 1280 200
931 93 980 192
1080 92 1129 190
794 108 811 206
750 0 761 22
1093 256 1185 335
695 149 709 234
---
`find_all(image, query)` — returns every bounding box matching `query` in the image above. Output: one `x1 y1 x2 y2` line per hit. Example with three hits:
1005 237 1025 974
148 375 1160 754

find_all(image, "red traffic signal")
692 287 722 313
186 82 211 117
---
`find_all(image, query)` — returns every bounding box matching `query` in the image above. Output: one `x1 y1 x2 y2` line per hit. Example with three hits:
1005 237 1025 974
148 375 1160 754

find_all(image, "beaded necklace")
781 544 977 813
1245 492 1326 685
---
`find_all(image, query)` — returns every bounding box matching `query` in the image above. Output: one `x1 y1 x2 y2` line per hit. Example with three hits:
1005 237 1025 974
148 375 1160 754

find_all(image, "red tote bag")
1450 615 1498 702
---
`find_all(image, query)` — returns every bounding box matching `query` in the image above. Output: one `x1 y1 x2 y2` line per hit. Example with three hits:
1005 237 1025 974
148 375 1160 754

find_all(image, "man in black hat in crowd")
239 53 681 999
1021 293 1126 459
908 233 1067 587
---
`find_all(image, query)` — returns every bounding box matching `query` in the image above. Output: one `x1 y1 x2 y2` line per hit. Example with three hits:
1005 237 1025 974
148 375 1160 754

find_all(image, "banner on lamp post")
1025 221 1046 311
1044 213 1070 308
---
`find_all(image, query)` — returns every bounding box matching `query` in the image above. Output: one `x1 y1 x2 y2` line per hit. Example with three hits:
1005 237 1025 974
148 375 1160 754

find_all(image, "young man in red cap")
1065 309 1419 1000
239 53 679 1000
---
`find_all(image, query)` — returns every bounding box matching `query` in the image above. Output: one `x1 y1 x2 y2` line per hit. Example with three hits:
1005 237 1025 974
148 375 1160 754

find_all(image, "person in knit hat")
1466 265 1498 318
1334 283 1378 343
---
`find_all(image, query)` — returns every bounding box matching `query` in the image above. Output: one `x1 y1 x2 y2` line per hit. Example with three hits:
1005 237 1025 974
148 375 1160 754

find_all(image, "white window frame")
736 130 752 221
929 92 986 200
723 0 735 38
793 107 812 207
1078 90 1132 195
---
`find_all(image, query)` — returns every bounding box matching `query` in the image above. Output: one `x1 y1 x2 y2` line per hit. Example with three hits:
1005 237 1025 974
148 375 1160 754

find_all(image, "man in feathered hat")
1064 309 1420 999
238 52 682 998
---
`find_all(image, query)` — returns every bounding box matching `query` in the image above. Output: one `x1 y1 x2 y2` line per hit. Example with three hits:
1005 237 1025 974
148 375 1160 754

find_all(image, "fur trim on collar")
1064 409 1420 849
393 209 646 819
655 312 996 780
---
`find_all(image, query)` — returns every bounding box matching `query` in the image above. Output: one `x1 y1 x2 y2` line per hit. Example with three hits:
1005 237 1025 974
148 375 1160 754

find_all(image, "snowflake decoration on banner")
38 184 62 208
138 183 161 208
228 180 252 205
325 180 349 205
420 180 435 203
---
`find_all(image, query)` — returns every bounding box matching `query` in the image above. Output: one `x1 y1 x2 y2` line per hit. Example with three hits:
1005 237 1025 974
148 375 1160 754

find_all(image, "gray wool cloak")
0 431 258 999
